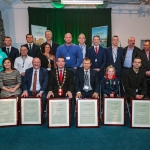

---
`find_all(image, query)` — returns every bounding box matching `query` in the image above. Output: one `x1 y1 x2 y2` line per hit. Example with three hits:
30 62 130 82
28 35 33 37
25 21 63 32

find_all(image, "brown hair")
3 58 15 70
42 43 52 54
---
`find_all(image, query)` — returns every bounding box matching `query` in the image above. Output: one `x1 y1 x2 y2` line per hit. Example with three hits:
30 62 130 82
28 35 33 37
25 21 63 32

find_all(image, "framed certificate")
76 99 100 128
130 99 150 128
0 98 18 127
103 97 125 126
20 97 42 125
48 98 71 128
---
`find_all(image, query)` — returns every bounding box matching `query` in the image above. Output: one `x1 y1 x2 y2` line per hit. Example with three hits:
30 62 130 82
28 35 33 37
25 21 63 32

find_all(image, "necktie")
29 44 32 51
84 71 89 92
95 47 98 54
32 71 37 95
59 70 63 84
7 48 9 55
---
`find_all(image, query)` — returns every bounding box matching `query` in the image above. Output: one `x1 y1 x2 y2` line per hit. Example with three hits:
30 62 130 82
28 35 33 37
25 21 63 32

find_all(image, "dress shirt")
145 50 150 60
94 45 99 51
112 47 118 63
30 68 41 91
124 47 134 68
28 43 33 49
58 68 64 75
14 55 33 74
79 44 86 67
83 69 92 91
6 46 11 53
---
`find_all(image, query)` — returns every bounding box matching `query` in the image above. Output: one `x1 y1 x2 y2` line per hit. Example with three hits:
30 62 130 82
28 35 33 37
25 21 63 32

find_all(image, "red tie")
95 47 98 54
59 70 63 84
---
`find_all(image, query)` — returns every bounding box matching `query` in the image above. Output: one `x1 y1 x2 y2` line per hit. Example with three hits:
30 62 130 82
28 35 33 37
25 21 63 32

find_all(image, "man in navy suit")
75 57 99 98
23 34 41 58
106 35 123 78
87 35 106 81
21 58 48 111
2 36 19 64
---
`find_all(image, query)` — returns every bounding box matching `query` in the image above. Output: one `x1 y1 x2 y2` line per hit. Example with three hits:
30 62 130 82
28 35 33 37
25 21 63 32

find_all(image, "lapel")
90 68 93 83
110 47 114 63
143 50 149 62
115 47 121 62
81 68 84 82
39 67 42 85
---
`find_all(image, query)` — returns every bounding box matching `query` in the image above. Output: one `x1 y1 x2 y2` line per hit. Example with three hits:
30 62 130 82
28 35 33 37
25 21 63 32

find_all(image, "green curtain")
28 7 111 47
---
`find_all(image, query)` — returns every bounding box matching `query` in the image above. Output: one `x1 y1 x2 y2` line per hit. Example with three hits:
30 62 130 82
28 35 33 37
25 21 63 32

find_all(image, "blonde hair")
105 65 116 75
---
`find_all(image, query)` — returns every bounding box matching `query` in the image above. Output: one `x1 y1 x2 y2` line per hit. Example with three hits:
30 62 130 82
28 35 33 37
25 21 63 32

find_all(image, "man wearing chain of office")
47 56 74 98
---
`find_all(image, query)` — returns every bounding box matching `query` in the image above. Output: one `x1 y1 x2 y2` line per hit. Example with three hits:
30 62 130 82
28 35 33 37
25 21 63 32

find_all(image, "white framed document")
76 99 100 128
131 99 150 128
21 97 42 125
103 97 125 126
48 98 71 128
0 98 18 127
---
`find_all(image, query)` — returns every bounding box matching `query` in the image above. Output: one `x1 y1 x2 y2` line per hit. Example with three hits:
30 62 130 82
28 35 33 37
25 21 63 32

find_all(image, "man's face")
144 42 150 51
78 35 86 45
93 37 100 46
83 60 91 70
26 35 33 43
45 31 52 41
20 47 28 56
64 33 72 45
32 58 41 69
112 37 119 46
128 37 135 47
56 58 65 69
132 59 142 69
4 38 12 47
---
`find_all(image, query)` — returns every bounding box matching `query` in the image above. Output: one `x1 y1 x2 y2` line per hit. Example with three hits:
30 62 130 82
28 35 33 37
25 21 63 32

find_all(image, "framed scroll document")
48 98 71 128
103 97 125 126
20 97 42 125
0 98 18 127
76 99 100 128
130 99 150 128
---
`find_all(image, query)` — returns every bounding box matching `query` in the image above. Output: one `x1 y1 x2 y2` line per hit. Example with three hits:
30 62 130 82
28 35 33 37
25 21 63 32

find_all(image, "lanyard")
65 45 72 53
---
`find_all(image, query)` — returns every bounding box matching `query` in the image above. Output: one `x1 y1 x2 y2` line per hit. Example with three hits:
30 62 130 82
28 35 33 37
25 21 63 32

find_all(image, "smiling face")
83 59 91 70
3 59 12 70
32 58 41 69
56 58 66 69
132 58 142 70
112 36 119 47
45 31 52 41
128 37 135 47
78 34 86 45
93 36 100 46
44 44 51 53
107 68 115 77
20 46 28 57
64 33 72 45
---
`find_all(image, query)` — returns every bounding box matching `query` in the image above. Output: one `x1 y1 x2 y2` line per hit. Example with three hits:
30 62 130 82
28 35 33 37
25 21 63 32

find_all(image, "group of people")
0 29 150 112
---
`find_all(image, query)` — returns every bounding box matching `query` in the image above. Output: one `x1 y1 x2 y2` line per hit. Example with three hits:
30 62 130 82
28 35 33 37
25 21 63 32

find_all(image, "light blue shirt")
124 47 134 68
79 44 86 67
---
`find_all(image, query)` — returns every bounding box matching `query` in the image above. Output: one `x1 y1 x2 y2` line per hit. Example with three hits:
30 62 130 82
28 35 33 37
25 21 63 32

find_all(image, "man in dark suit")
123 57 148 102
47 56 74 98
106 35 123 78
21 58 48 111
87 35 106 81
40 30 59 56
2 36 19 64
122 37 140 75
75 57 99 98
23 34 41 58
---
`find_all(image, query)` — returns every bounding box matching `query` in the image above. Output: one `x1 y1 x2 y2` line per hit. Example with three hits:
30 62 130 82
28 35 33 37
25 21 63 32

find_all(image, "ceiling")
0 0 149 11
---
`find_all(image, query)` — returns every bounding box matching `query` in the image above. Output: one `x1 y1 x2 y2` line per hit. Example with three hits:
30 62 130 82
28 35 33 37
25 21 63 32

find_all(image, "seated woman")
0 58 21 98
37 43 56 71
101 65 119 97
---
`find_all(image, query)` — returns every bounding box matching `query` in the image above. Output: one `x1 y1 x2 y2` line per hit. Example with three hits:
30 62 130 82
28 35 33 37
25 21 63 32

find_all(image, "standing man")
123 57 148 102
2 36 19 64
21 58 48 111
123 37 140 75
75 57 99 98
106 35 123 78
40 30 59 56
23 34 41 58
56 33 83 76
87 35 106 81
47 56 74 98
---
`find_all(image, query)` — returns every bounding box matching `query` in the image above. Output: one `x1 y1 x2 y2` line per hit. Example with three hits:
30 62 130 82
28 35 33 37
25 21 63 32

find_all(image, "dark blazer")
2 46 19 64
22 67 48 92
41 42 59 56
48 68 74 93
123 68 147 99
75 68 99 94
105 47 123 78
23 44 41 58
123 46 140 64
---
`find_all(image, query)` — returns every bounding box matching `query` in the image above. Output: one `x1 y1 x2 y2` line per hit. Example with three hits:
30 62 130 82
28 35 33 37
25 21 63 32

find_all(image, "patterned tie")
95 47 98 54
59 70 63 84
32 71 37 95
84 71 89 92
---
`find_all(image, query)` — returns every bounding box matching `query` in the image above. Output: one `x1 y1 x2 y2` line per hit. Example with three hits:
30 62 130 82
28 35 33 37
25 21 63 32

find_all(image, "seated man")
75 57 99 98
21 58 48 111
47 56 74 98
123 57 148 102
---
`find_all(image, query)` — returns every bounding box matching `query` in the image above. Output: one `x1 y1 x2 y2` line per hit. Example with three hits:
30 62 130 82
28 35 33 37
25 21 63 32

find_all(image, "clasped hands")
76 92 99 99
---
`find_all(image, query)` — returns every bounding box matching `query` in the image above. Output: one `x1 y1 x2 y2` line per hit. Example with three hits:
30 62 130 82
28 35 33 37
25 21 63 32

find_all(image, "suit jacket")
123 68 147 98
2 46 19 64
75 68 99 94
22 67 48 92
48 68 74 93
123 46 140 64
106 46 123 78
41 41 59 56
78 44 89 58
23 44 41 58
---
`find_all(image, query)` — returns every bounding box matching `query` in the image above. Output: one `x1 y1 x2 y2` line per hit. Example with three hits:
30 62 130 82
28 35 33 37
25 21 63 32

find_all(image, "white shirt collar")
94 45 99 49
33 68 40 72
84 69 90 72
6 46 11 49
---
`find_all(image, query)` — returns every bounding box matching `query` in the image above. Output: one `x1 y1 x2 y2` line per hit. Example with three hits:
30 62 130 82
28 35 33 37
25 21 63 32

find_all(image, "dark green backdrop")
28 7 111 46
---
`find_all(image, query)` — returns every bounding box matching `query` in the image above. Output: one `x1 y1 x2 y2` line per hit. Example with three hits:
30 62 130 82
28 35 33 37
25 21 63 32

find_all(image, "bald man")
21 58 48 111
122 37 141 75
56 33 83 76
